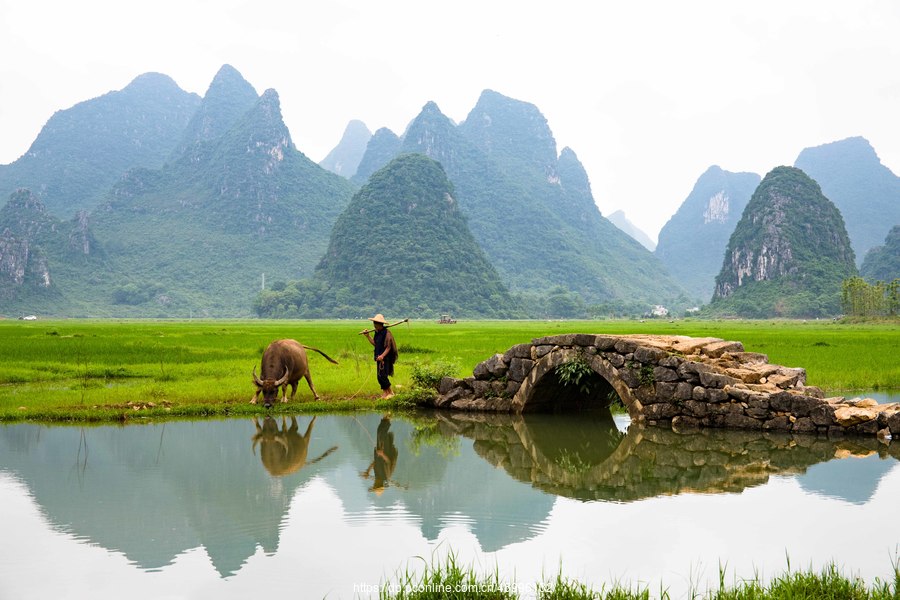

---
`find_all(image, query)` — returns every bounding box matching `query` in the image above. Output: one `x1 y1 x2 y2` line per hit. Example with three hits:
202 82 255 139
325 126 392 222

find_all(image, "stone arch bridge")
429 334 899 439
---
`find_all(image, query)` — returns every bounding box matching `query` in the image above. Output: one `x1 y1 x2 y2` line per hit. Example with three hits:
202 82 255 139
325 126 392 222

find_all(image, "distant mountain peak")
203 88 294 195
319 120 372 178
0 73 200 217
607 210 656 251
794 136 900 264
230 89 292 156
655 166 761 301
122 72 183 93
403 101 464 170
172 65 259 161
461 89 558 178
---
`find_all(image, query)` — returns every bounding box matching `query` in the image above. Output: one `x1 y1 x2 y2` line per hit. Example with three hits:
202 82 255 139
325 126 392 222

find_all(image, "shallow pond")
1 402 898 599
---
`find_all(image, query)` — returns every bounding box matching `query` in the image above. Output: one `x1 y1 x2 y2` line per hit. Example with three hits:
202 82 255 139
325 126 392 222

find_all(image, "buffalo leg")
305 373 320 400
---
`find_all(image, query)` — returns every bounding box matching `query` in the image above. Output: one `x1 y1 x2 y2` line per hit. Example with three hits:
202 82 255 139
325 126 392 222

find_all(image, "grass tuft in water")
376 557 899 600
380 552 516 599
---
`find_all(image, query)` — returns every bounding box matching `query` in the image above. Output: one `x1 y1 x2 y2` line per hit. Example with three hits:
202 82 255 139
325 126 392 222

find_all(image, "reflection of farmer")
361 416 399 494
361 313 398 398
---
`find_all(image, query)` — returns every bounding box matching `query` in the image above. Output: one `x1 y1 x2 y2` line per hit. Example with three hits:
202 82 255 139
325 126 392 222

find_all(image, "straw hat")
369 313 387 325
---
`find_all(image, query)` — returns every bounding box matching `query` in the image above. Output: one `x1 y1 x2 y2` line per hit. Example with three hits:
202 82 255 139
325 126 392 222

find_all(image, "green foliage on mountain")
353 92 690 316
0 67 355 318
860 225 900 282
169 64 259 162
794 136 900 265
0 73 200 218
351 127 402 185
655 166 761 301
253 154 521 318
709 166 857 318
85 89 355 317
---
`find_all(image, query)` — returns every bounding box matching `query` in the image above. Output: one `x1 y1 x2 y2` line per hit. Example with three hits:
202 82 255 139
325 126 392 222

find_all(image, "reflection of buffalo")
251 339 338 408
251 416 338 477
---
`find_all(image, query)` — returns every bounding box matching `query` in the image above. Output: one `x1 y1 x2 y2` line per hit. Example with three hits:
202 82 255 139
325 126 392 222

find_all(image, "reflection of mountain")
333 413 556 552
0 414 556 572
1 414 898 578
0 419 336 576
798 453 898 504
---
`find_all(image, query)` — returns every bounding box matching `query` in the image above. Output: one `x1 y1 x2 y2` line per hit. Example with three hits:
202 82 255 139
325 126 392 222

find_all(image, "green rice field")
0 318 897 422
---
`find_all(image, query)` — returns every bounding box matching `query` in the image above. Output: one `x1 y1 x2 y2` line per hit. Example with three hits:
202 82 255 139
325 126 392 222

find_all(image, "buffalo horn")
274 366 290 387
252 365 263 387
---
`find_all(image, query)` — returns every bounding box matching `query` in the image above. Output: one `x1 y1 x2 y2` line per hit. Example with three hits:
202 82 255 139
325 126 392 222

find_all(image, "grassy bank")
0 318 897 423
378 554 900 599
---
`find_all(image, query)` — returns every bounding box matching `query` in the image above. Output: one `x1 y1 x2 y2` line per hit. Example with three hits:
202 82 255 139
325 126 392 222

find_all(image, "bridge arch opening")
523 368 618 413
513 348 642 418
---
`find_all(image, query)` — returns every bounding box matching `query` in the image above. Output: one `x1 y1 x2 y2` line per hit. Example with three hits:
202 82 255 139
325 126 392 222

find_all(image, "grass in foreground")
0 318 897 423
377 554 900 599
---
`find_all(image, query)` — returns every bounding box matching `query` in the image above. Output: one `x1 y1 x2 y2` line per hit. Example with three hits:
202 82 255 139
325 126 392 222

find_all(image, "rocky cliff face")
0 190 57 295
710 166 857 317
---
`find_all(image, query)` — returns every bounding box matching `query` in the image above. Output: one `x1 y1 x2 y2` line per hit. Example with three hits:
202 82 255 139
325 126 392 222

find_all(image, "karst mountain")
1 65 354 316
709 166 857 317
254 153 520 318
346 91 690 315
0 73 200 217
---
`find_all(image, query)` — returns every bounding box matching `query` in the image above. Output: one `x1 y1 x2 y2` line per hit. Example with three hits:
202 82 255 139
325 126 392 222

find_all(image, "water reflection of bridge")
1 414 897 578
432 411 900 502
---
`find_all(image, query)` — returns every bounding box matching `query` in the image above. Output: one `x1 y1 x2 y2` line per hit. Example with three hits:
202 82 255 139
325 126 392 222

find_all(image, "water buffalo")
252 415 338 477
251 338 338 408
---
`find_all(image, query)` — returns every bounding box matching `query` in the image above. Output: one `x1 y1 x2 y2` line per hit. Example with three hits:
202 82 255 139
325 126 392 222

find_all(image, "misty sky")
2 0 899 241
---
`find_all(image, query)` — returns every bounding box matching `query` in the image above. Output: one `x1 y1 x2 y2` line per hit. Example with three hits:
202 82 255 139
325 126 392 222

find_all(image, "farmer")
362 313 398 398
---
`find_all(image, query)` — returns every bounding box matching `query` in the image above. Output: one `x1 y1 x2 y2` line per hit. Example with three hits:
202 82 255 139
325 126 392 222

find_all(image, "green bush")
411 360 460 390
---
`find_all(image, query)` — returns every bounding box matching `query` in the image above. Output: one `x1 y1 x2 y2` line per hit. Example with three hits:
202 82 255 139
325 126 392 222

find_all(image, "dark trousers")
377 360 394 390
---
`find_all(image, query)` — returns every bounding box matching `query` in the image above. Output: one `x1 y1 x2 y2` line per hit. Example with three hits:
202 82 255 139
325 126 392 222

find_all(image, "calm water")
0 402 898 599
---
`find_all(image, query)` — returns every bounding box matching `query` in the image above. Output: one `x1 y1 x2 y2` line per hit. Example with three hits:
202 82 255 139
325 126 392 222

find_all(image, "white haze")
2 0 899 242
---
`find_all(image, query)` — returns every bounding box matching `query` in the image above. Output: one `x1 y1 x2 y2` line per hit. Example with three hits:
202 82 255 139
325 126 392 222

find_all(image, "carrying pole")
358 318 409 335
